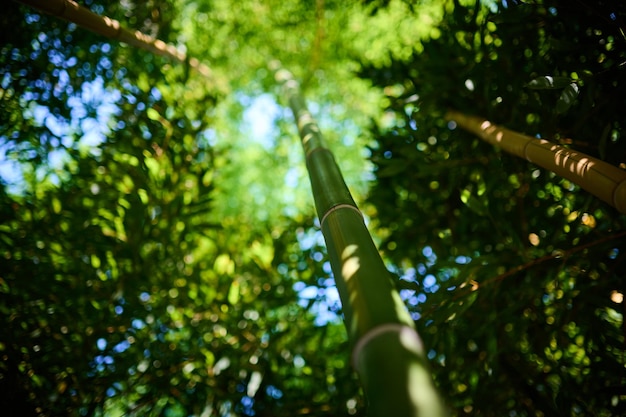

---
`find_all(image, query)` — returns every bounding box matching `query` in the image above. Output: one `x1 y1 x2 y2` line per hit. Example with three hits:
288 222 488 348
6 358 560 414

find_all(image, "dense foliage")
1 0 625 416
362 0 626 415
1 1 360 416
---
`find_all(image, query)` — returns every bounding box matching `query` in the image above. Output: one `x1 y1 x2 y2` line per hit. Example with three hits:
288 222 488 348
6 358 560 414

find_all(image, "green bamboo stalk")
274 63 446 417
14 0 211 78
446 110 626 214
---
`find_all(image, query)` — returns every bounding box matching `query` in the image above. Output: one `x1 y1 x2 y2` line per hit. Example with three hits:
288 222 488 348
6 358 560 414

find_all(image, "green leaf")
147 108 161 121
460 188 488 217
525 76 572 89
0 278 9 294
250 240 274 270
228 280 240 304
556 83 580 114
599 123 611 161
137 73 150 93
214 254 235 275
377 159 410 177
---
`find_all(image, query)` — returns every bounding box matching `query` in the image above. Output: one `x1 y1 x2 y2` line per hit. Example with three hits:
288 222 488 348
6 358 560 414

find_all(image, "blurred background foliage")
361 0 626 415
1 0 625 416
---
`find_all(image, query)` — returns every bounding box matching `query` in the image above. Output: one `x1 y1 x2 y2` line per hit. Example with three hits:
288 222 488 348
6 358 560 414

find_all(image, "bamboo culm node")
276 64 447 417
446 110 626 213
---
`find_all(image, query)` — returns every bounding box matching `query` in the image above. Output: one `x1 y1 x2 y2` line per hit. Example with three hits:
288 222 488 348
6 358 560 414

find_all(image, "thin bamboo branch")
446 110 626 213
14 0 211 78
274 62 446 417
421 229 626 321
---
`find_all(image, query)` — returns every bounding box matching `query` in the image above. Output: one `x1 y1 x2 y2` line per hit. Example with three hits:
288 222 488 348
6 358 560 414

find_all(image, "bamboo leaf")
228 280 240 304
214 254 235 275
599 123 611 161
525 76 572 89
460 188 488 216
556 83 580 114
147 108 161 121
250 240 274 270
377 159 410 177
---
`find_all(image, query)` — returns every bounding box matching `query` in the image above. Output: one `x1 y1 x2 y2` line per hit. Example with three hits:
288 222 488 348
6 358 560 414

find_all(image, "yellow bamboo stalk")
446 110 626 214
15 0 211 78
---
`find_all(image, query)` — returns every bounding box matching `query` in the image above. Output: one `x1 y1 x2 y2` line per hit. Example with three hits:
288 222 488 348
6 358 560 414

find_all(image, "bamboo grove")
4 1 626 416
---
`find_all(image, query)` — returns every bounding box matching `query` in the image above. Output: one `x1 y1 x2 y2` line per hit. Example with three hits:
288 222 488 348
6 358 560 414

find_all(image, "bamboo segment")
446 110 626 213
276 64 446 417
14 0 211 77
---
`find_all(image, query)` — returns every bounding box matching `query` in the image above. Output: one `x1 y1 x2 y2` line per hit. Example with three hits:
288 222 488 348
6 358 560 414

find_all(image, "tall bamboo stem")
446 110 626 213
14 0 211 77
275 63 446 417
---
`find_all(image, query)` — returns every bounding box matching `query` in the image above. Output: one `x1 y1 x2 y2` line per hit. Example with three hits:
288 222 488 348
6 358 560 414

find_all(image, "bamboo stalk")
274 63 446 417
14 0 211 77
446 110 626 213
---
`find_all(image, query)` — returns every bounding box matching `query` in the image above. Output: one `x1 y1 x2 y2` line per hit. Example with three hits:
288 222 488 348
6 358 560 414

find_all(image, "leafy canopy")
2 0 626 416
